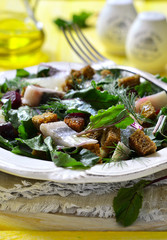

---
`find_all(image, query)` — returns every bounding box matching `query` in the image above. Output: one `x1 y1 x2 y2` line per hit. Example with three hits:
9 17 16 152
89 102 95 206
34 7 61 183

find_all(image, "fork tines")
62 24 107 64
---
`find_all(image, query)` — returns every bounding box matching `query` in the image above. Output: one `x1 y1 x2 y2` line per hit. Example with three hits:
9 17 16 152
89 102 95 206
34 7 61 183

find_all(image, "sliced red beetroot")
0 122 17 140
2 91 21 109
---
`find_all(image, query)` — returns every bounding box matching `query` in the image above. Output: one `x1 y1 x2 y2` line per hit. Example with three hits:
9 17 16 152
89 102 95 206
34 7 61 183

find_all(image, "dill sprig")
104 81 152 124
37 98 67 119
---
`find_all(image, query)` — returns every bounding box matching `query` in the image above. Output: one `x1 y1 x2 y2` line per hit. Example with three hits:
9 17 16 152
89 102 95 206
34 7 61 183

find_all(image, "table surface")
0 0 167 238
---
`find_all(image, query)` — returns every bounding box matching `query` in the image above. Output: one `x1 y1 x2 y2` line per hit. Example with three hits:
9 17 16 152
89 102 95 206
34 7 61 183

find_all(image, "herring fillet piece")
40 121 98 147
22 85 65 107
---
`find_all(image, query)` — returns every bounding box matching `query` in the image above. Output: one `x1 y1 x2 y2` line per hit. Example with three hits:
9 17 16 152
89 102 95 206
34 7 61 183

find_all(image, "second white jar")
126 11 167 73
96 0 137 55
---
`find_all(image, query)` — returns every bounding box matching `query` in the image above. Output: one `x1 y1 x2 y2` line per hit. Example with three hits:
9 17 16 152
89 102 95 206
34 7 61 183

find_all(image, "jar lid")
107 0 133 5
139 11 166 22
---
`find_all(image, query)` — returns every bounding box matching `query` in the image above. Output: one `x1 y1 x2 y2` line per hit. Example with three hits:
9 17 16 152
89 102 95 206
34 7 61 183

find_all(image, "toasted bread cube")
82 143 100 156
139 100 156 120
100 126 121 157
86 129 103 141
71 69 81 79
118 74 140 88
100 69 113 77
64 117 85 132
32 112 57 130
80 65 95 79
129 129 157 156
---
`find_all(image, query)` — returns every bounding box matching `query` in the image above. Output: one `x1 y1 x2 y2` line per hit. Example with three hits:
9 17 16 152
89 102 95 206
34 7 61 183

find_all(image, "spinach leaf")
64 82 119 110
51 150 87 169
135 81 153 97
18 119 37 139
16 134 48 152
63 98 97 116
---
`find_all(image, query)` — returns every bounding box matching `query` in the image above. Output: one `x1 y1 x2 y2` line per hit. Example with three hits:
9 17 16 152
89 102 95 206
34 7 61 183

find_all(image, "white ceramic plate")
0 62 166 183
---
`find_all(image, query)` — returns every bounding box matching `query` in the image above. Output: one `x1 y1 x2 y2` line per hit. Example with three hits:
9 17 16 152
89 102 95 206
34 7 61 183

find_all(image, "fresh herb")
113 175 167 226
53 11 92 29
38 99 68 120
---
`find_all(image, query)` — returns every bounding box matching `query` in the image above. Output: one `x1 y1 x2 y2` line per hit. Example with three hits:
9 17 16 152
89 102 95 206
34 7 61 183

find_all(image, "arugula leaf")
12 146 37 158
63 98 97 116
0 135 14 150
74 148 99 167
16 135 48 152
18 119 37 139
51 150 87 169
113 180 149 226
135 81 153 97
48 141 99 169
64 83 119 110
88 105 134 130
2 99 12 121
16 69 30 78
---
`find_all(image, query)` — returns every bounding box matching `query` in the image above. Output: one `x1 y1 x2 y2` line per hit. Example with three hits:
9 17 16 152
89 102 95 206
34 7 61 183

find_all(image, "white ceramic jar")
126 11 167 73
96 0 137 55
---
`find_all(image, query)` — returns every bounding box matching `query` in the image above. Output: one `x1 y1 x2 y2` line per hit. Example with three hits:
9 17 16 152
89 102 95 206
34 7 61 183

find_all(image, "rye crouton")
82 143 100 157
62 65 95 92
100 126 121 157
129 129 157 156
80 65 95 79
139 100 156 120
64 116 85 132
32 112 57 130
118 74 140 88
100 69 113 77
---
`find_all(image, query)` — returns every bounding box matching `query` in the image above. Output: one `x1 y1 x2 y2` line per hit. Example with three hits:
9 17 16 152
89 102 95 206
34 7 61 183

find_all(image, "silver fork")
62 24 167 91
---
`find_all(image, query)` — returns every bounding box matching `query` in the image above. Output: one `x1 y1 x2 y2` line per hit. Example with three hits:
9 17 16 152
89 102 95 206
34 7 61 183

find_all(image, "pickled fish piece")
40 121 97 147
22 85 65 107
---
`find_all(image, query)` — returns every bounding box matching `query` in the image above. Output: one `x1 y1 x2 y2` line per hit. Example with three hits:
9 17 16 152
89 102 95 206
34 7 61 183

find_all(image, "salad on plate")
0 63 167 170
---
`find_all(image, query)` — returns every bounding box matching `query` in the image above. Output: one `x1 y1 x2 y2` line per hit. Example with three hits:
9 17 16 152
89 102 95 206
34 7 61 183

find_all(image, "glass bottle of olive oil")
0 1 45 69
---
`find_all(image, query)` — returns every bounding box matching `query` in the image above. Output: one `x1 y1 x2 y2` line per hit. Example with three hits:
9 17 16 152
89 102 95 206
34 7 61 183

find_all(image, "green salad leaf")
16 69 30 78
51 148 99 169
113 180 148 226
64 82 119 110
87 105 134 130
